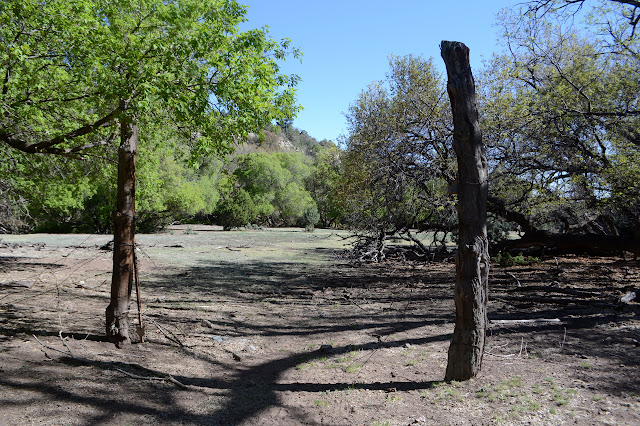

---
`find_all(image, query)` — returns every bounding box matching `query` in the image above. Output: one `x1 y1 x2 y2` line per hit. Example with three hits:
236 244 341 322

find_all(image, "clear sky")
241 0 518 143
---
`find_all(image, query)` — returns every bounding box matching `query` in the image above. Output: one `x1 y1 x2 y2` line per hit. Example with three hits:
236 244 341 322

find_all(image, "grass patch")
345 363 364 373
314 399 329 407
386 395 402 403
492 252 540 267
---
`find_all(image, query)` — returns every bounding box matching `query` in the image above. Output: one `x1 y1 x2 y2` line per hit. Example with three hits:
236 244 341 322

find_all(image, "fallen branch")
33 333 91 363
508 285 599 298
114 367 188 389
506 272 521 287
59 331 77 358
143 315 184 347
33 334 72 356
489 318 561 325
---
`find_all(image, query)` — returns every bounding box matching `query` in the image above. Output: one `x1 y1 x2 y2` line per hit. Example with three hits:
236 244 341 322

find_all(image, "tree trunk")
105 113 138 347
441 41 490 382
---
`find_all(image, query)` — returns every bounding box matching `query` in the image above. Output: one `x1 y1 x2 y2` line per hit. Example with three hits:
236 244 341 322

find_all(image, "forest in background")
1 0 639 260
0 122 340 234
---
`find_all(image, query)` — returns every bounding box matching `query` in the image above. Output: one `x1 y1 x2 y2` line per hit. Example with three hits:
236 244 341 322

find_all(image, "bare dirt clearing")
1 225 639 425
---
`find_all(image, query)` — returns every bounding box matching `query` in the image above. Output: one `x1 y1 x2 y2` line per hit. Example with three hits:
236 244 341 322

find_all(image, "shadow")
0 255 65 274
1 248 638 423
0 332 447 425
0 304 45 342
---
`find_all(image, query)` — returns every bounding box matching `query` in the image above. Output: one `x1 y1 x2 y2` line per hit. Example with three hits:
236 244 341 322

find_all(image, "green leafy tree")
306 142 343 227
0 0 299 345
480 2 640 251
341 55 456 260
230 151 315 226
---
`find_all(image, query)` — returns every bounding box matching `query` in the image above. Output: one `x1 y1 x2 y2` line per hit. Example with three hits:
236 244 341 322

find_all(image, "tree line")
0 123 341 233
341 0 640 259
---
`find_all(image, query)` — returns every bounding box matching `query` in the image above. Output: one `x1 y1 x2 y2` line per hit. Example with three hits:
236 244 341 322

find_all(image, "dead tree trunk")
441 41 490 381
105 112 138 347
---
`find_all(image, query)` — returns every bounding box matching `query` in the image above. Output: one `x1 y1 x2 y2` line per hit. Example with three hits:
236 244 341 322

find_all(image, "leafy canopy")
0 0 300 157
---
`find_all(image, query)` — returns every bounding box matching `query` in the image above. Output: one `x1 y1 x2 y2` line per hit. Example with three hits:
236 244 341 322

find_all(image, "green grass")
345 363 363 373
386 395 402 403
314 399 329 407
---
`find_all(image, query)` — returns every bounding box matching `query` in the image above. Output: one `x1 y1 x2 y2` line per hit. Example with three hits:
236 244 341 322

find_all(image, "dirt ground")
1 225 639 425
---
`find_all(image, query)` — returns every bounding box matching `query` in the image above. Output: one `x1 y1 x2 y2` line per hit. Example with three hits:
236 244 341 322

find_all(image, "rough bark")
105 113 138 347
441 41 490 382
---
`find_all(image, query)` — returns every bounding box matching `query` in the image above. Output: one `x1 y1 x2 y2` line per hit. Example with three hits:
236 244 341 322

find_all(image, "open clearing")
1 225 639 425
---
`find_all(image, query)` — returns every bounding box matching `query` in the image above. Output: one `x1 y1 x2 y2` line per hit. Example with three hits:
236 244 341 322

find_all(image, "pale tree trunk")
441 41 490 381
105 113 138 347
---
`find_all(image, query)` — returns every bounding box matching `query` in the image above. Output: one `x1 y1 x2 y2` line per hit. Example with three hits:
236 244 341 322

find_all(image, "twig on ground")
33 333 91 363
518 337 529 357
33 334 71 356
506 272 521 287
143 315 184 347
114 367 188 389
485 352 517 358
489 318 561 325
58 331 77 358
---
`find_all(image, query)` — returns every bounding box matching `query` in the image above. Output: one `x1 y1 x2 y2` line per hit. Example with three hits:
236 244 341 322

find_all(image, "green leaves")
1 0 300 156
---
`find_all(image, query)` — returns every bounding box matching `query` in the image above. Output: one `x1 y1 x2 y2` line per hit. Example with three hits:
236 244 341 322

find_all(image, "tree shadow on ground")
1 254 638 424
0 332 446 425
0 255 65 274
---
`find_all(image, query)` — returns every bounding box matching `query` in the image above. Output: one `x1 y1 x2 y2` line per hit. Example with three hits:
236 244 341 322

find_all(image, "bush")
214 189 259 230
301 205 320 232
491 252 540 267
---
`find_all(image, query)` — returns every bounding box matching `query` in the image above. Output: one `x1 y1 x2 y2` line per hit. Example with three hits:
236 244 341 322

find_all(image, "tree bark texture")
105 114 138 347
441 41 490 381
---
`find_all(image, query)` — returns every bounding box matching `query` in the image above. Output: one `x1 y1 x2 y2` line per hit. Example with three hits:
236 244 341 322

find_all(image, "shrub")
214 189 259 230
301 204 320 231
491 252 540 267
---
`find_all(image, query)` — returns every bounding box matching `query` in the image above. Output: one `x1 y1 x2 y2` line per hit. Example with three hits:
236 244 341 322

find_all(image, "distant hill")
239 124 336 158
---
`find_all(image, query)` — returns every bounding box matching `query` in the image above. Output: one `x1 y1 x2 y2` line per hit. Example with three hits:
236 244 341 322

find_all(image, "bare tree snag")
105 112 138 347
441 41 490 381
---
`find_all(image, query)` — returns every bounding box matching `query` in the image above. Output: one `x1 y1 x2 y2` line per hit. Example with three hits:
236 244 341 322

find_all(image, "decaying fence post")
440 41 490 381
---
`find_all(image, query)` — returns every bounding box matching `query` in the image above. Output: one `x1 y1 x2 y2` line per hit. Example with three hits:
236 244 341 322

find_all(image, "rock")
620 290 637 304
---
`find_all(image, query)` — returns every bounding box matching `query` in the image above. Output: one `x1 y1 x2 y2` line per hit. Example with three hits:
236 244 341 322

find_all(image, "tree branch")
0 107 120 155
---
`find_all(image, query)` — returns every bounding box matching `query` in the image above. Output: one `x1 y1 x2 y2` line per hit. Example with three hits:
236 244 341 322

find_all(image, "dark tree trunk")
441 41 490 381
105 113 138 347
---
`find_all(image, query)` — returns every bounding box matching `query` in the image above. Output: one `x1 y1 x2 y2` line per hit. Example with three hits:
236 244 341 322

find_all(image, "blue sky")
241 1 518 142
